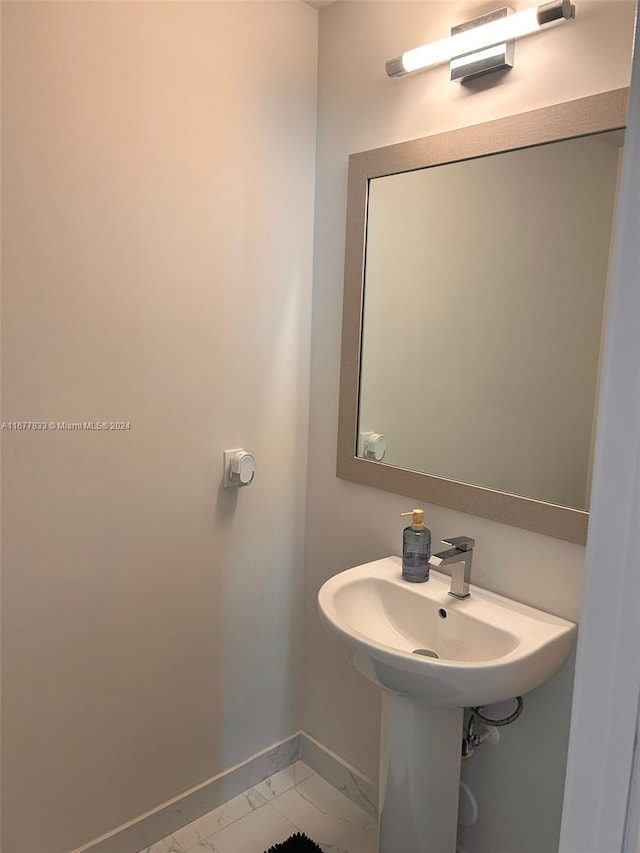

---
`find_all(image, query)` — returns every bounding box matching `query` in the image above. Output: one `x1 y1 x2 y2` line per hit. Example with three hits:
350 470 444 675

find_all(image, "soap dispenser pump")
400 509 431 583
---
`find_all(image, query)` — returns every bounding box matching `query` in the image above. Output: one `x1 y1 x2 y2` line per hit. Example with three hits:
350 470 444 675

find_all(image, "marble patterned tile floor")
140 761 378 853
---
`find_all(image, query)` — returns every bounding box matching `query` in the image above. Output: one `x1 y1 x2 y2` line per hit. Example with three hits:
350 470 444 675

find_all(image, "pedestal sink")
317 556 576 852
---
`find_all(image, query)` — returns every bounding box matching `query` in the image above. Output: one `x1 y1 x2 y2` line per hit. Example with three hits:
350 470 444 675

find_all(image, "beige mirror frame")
337 88 629 546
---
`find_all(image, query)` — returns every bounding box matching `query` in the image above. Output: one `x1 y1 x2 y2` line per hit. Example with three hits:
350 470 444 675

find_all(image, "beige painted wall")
304 3 635 853
1 3 636 853
1 3 317 852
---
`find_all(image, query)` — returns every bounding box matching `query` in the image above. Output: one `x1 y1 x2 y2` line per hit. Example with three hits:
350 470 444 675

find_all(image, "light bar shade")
386 0 575 77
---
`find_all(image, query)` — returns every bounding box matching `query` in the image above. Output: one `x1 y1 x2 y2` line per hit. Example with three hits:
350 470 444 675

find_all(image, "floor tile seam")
176 789 270 850
268 787 313 827
150 838 186 853
258 798 304 836
179 768 317 851
269 780 372 833
291 761 315 782
162 836 189 853
184 799 302 852
252 764 316 800
250 770 319 818
266 772 322 815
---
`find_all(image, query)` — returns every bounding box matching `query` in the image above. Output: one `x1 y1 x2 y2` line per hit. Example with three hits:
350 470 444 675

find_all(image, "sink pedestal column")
379 692 463 852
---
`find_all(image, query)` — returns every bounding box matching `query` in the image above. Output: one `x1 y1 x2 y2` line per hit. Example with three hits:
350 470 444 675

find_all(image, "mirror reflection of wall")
358 131 623 510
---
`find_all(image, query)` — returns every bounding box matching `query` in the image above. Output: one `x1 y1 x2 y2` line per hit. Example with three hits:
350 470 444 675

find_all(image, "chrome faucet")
428 537 475 600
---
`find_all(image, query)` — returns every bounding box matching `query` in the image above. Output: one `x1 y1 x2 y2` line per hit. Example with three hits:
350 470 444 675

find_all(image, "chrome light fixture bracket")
450 7 514 84
385 0 576 80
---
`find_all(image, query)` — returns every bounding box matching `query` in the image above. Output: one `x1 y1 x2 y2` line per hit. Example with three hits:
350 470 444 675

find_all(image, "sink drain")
413 648 439 659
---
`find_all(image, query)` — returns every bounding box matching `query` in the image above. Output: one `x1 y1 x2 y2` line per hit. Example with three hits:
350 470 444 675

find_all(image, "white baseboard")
69 731 379 853
70 734 302 853
299 732 378 818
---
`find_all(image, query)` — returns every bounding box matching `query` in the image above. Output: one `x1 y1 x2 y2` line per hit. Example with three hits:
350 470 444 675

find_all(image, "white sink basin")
318 556 576 707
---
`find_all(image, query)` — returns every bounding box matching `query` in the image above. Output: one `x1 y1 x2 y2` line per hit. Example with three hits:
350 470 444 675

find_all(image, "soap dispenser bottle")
400 509 431 583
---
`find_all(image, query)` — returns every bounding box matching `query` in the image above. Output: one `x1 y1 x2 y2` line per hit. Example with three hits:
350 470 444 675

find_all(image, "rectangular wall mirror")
337 88 629 545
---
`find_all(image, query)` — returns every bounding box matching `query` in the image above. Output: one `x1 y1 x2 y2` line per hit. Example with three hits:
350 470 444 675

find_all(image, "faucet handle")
442 536 475 551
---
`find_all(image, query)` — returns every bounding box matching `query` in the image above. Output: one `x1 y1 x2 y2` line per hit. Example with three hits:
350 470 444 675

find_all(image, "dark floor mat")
264 832 324 852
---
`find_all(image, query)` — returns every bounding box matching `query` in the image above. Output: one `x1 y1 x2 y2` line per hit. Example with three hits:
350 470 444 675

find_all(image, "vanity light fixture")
386 0 576 82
